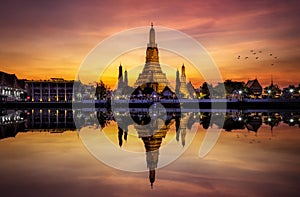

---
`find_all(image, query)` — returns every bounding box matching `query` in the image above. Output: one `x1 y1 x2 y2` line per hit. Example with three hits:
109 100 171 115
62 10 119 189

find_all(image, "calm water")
0 108 300 196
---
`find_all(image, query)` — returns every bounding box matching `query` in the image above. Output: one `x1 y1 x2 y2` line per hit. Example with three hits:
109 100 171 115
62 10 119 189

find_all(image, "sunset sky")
0 0 299 88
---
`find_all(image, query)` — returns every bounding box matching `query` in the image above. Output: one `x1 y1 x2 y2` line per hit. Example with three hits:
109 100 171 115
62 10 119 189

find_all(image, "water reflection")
0 108 299 187
1 108 299 139
28 109 75 131
0 110 27 139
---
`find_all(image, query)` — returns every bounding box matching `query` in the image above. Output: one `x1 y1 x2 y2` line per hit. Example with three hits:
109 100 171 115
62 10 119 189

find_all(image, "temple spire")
118 63 123 89
135 23 168 92
148 22 157 48
124 70 128 87
181 64 186 77
271 75 273 85
118 63 123 79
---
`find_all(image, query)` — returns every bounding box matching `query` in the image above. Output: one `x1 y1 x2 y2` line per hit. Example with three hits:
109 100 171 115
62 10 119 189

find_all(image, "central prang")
146 47 159 63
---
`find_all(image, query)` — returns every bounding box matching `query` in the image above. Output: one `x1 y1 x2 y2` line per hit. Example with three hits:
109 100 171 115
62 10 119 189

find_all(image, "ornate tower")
181 64 186 77
118 63 123 89
146 23 159 63
124 70 128 87
179 64 191 98
135 23 169 93
175 69 180 95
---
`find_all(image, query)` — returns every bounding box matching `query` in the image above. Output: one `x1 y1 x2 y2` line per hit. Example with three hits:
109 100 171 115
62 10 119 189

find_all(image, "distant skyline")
0 0 299 88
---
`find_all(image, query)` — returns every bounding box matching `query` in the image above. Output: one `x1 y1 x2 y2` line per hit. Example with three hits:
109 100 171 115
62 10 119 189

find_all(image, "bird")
256 57 259 59
259 51 262 53
250 50 254 52
245 56 249 59
271 63 274 66
274 56 278 59
270 53 273 56
237 55 241 59
253 52 256 55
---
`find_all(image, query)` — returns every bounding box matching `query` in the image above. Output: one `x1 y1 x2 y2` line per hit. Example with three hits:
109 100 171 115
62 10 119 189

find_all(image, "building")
175 64 194 98
114 64 133 98
134 23 169 93
282 84 300 99
26 78 74 102
245 78 262 98
161 86 174 99
263 77 281 98
0 71 26 101
115 63 124 97
116 23 194 100
117 63 128 89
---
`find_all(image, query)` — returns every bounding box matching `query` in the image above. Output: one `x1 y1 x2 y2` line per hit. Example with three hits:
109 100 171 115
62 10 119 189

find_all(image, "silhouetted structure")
134 112 175 188
0 71 26 101
245 78 262 98
135 23 169 93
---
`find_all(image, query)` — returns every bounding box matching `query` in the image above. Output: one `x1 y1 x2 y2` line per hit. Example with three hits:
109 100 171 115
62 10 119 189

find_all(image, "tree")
95 81 110 100
201 82 210 99
264 84 281 98
224 80 244 95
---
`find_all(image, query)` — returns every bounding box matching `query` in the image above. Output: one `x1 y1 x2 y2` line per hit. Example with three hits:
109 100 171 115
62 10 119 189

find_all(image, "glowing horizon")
0 0 299 88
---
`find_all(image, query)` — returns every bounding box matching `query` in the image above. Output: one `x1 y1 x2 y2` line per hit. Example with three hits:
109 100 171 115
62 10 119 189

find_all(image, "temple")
175 64 195 98
134 23 169 93
115 23 196 99
115 63 132 98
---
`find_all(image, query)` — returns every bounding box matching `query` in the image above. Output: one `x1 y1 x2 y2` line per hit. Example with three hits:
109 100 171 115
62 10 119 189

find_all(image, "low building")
161 86 175 99
25 78 74 102
245 78 262 98
0 71 26 101
281 85 300 99
263 80 281 98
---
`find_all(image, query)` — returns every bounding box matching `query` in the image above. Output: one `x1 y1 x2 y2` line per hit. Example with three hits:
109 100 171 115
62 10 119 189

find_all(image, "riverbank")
1 98 299 109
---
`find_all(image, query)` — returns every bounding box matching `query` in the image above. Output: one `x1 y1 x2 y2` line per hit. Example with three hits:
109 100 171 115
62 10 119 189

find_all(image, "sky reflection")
0 115 299 196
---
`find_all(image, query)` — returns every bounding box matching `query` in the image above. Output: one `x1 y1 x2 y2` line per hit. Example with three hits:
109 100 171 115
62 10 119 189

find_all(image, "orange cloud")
0 0 299 87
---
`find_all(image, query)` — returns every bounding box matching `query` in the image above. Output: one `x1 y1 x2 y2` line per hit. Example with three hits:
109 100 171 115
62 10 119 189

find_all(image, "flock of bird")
236 49 279 66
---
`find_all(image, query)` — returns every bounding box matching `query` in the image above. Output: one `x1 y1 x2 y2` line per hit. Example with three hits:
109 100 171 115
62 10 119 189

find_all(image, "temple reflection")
131 110 178 188
176 113 189 147
118 126 127 147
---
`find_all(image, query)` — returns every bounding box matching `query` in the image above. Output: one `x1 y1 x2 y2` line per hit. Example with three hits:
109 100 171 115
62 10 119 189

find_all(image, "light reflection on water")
1 108 299 138
0 108 300 196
